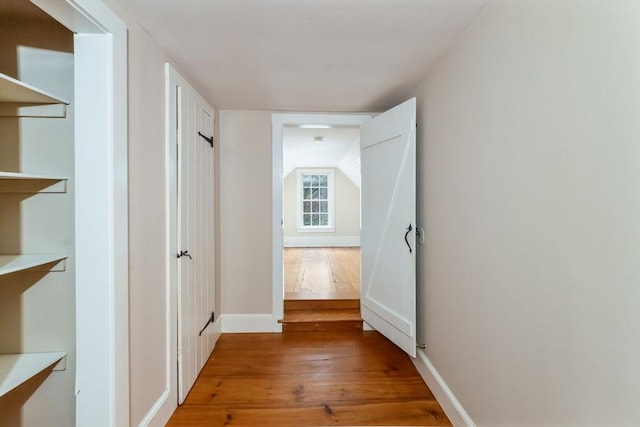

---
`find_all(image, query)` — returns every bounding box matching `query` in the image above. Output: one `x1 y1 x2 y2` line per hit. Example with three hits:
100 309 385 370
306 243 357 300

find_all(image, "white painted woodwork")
295 168 335 232
0 254 67 276
283 167 360 243
0 72 68 104
31 1 130 425
0 9 75 425
412 349 475 426
174 67 216 404
360 97 417 357
0 353 67 397
0 102 67 118
0 172 67 193
161 63 182 423
0 172 66 180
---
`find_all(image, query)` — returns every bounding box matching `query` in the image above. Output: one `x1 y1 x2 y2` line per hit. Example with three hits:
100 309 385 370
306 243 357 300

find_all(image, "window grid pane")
302 174 330 226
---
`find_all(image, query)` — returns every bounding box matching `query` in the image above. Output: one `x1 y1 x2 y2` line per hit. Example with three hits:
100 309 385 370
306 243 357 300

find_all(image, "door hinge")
198 131 214 148
198 311 215 336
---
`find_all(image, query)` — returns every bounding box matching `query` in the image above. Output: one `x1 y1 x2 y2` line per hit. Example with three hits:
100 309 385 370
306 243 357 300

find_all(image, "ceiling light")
313 136 324 144
299 124 332 129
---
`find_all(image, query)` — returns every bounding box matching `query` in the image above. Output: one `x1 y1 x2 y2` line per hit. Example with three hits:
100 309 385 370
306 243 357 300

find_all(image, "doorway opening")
282 125 361 301
271 113 371 332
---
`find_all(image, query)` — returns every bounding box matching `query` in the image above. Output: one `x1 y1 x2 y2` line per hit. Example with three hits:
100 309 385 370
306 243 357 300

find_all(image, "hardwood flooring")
166 331 451 426
285 247 360 300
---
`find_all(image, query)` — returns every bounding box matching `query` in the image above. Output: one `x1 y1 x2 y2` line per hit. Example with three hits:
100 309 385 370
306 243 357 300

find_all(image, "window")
296 169 335 232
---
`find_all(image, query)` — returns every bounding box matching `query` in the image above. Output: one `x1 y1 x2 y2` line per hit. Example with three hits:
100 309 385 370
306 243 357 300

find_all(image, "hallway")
167 331 450 426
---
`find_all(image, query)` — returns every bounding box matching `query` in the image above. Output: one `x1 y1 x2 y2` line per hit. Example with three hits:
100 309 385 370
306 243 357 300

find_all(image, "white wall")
219 110 273 315
104 1 220 424
283 168 360 246
414 1 640 425
125 20 171 426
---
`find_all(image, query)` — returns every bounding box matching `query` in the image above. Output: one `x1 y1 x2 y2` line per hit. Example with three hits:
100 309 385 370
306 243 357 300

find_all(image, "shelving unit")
0 353 67 397
0 72 70 400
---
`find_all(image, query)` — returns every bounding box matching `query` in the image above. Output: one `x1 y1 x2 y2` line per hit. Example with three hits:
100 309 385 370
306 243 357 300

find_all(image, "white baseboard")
221 314 273 333
211 315 223 334
283 236 360 247
412 349 475 427
363 321 375 331
136 390 171 427
137 315 225 427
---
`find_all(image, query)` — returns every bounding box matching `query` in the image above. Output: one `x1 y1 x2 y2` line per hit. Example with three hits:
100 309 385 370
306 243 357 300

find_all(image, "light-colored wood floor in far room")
285 247 360 300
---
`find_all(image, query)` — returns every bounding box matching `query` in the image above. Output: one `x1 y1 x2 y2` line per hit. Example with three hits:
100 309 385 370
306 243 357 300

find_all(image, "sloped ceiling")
115 0 484 112
283 126 361 188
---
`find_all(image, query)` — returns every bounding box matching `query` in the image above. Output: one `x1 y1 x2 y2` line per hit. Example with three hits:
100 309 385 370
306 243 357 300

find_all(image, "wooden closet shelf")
0 172 67 181
0 172 68 193
0 254 68 276
0 73 69 105
0 352 67 397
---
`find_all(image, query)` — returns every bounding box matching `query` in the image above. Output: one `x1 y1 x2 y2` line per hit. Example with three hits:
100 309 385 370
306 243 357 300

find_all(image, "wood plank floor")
285 247 360 300
167 331 451 426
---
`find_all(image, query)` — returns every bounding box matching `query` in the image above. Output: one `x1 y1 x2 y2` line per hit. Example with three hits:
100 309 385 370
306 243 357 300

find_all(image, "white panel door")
360 97 417 357
176 82 216 403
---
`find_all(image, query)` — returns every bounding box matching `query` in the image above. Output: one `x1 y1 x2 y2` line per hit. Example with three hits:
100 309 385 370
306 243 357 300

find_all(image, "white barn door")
360 98 417 357
175 75 216 403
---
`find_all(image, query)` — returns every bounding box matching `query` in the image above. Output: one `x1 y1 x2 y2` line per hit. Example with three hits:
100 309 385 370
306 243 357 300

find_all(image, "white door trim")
29 1 128 425
271 113 371 331
148 62 183 425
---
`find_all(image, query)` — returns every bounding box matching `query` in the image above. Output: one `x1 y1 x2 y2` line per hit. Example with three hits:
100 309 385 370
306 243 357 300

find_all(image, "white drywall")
103 0 219 424
414 1 640 425
219 110 273 315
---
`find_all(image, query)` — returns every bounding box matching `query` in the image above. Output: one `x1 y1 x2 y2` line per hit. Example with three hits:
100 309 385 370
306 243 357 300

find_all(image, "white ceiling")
283 126 361 187
115 0 484 112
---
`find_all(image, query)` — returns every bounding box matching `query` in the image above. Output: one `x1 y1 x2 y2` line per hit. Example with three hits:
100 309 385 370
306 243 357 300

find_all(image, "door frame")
271 113 372 332
29 0 128 425
162 62 183 420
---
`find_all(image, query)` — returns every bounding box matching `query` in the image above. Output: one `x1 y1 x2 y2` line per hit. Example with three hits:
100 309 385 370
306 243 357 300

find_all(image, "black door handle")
177 250 192 259
404 224 413 254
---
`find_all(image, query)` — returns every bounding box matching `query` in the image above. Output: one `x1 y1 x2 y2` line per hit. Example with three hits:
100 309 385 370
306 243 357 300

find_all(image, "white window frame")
296 168 335 233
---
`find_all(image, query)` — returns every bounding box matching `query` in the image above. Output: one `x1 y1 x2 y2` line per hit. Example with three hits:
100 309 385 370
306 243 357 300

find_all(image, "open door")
360 98 417 357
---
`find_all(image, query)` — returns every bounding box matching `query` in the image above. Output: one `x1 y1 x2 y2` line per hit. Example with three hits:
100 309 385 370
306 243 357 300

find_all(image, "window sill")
296 227 335 233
